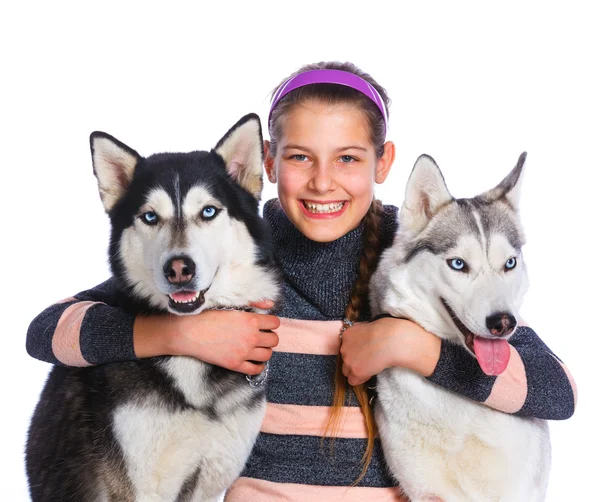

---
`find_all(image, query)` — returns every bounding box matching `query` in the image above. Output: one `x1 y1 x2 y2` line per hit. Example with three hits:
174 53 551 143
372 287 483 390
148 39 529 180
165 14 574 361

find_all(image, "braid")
324 198 384 484
345 199 384 323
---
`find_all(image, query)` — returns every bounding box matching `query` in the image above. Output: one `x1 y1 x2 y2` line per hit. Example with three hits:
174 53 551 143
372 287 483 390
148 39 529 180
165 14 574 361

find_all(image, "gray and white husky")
370 153 550 502
26 114 280 502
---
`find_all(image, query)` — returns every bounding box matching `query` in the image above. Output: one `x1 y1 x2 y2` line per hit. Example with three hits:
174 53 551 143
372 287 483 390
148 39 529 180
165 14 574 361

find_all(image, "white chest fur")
112 357 265 501
375 367 550 502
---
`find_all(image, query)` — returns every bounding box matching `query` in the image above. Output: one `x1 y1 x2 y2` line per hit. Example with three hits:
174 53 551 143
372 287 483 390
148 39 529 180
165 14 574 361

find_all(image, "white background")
2 1 598 500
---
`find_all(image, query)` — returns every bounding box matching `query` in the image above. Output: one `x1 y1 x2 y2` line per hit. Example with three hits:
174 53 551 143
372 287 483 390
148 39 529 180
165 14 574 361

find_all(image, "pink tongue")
171 291 197 303
473 337 511 376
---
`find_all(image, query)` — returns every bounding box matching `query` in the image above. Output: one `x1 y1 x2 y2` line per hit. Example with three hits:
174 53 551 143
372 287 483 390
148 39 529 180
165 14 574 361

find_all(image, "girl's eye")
291 154 308 162
505 257 517 271
339 155 357 163
447 258 468 272
201 206 219 220
141 211 159 225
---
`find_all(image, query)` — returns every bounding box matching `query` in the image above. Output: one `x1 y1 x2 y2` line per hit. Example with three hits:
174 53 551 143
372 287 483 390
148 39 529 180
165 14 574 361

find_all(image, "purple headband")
268 69 388 133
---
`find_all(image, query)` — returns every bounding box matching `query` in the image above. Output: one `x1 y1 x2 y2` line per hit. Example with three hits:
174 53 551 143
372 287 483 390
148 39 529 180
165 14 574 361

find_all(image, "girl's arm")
340 318 576 420
426 324 577 420
26 277 280 374
26 278 136 366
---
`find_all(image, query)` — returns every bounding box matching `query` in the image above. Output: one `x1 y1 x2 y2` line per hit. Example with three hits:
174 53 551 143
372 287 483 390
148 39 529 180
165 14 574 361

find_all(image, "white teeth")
169 291 200 304
304 201 344 213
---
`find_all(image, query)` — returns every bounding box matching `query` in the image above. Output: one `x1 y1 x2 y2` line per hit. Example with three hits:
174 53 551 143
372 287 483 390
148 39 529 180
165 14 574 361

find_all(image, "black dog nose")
163 256 196 284
486 313 517 337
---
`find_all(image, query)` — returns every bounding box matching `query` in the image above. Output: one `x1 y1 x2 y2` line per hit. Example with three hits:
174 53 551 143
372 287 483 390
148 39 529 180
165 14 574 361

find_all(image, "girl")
27 61 576 501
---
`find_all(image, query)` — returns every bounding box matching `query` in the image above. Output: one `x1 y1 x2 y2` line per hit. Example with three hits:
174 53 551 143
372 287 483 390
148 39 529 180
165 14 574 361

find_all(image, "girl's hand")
134 300 280 375
340 317 441 386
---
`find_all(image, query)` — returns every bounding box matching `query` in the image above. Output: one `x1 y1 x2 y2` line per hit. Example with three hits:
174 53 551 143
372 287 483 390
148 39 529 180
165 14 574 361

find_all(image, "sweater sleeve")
426 326 577 420
26 278 137 366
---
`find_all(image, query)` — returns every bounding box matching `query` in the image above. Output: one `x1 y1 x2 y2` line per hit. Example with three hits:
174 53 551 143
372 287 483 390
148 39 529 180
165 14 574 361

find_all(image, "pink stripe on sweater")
56 296 78 304
261 403 368 438
52 301 102 366
225 477 408 501
274 318 342 355
483 345 527 413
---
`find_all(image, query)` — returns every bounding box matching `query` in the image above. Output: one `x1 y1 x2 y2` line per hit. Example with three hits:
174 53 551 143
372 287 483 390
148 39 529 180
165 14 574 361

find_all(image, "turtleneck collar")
262 199 398 321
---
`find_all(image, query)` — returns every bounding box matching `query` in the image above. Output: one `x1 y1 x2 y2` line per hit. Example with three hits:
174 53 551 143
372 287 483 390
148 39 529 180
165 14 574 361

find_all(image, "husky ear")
214 113 264 200
90 132 141 213
480 152 526 210
400 154 453 234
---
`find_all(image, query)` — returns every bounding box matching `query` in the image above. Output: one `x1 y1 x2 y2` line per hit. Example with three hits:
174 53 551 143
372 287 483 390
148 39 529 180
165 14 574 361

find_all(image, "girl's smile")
298 199 348 218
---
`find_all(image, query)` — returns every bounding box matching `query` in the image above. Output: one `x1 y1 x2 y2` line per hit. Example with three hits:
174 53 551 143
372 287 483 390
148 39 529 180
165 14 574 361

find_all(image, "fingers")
348 375 367 386
248 347 273 363
213 309 279 332
240 361 266 375
238 347 272 376
254 313 280 331
341 362 353 383
249 299 275 310
256 330 279 348
186 309 280 376
342 362 366 387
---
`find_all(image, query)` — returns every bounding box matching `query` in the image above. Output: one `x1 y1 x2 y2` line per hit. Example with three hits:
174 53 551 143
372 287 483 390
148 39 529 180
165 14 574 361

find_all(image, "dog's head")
380 153 529 375
90 114 278 315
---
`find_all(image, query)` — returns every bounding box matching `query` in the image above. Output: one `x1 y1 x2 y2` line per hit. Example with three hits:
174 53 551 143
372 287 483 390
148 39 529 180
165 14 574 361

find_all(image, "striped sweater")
26 199 577 500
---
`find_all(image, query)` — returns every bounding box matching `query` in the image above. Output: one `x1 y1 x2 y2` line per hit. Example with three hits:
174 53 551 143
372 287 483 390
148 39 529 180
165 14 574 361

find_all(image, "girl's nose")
308 162 335 193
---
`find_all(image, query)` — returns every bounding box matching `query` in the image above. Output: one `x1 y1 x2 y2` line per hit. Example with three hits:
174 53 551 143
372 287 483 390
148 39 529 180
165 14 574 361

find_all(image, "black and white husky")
26 114 280 502
370 153 551 501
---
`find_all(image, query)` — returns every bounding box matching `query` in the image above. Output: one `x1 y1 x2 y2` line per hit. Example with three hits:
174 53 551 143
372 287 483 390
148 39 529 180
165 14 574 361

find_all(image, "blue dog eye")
447 258 468 272
505 257 517 270
141 211 158 225
451 258 464 270
201 206 218 220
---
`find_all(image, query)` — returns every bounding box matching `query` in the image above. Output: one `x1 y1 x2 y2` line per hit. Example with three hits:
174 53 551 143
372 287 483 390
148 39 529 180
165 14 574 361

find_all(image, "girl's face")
265 100 395 242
